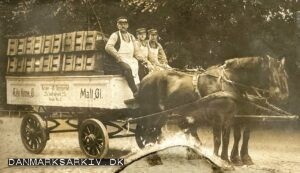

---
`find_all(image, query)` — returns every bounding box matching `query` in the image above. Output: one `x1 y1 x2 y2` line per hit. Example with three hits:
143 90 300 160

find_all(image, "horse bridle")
193 65 272 99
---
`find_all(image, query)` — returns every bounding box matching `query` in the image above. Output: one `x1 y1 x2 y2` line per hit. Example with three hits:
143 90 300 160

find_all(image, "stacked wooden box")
7 31 104 74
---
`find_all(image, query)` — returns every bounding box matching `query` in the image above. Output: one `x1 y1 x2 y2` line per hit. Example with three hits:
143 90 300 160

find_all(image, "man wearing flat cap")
105 16 140 97
147 29 171 70
135 27 154 77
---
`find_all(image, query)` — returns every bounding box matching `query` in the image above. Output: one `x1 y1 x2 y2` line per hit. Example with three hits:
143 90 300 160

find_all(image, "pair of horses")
135 56 289 165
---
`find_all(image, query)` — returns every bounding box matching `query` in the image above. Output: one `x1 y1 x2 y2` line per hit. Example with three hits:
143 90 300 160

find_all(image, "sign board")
6 75 133 109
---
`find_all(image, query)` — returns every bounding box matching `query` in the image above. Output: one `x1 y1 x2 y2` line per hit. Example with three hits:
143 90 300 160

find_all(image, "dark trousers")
138 62 150 81
103 55 138 93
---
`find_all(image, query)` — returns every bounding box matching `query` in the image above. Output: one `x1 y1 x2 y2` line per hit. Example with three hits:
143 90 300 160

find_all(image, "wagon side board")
6 75 134 109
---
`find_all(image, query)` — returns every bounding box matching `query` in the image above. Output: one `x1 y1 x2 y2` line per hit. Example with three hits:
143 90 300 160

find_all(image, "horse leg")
213 125 221 156
186 123 202 160
230 123 243 166
190 125 201 145
220 123 231 162
240 126 254 165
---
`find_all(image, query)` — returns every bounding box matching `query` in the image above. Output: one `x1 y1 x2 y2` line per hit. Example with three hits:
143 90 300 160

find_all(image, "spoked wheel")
20 113 47 154
78 119 109 158
135 122 162 149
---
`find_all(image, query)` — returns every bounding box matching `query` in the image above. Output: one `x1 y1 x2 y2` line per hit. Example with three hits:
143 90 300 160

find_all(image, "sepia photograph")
0 0 299 172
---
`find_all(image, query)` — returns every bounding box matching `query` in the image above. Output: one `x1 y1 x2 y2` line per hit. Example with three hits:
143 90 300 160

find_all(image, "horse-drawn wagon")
5 31 144 158
5 31 299 164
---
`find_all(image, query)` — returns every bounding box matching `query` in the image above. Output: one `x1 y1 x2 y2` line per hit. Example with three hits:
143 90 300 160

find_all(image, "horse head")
264 56 289 102
223 56 289 103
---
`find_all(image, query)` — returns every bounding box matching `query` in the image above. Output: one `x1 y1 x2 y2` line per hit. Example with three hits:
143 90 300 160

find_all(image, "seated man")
147 29 172 71
135 27 154 78
105 16 140 97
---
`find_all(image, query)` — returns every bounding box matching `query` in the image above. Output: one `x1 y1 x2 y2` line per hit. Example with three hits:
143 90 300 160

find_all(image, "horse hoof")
230 156 243 166
241 155 254 165
221 155 230 163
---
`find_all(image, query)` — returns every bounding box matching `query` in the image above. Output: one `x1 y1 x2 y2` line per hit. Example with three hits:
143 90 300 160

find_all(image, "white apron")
139 41 149 58
148 41 160 65
118 31 140 84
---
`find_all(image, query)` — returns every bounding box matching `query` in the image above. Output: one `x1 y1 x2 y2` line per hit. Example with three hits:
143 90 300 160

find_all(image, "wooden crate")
33 36 44 54
33 54 61 72
51 54 61 72
52 34 62 53
7 57 26 73
25 37 35 54
85 31 99 51
16 57 25 72
33 56 42 72
43 35 53 54
42 55 51 72
86 52 103 72
74 54 85 71
24 57 35 72
7 57 17 73
62 32 75 52
62 52 104 72
7 39 18 56
74 31 85 51
62 53 74 71
17 38 27 55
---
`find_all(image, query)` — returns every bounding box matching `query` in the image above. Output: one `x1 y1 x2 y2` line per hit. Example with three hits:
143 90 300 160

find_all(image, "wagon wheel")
78 119 109 158
135 122 162 148
20 113 47 154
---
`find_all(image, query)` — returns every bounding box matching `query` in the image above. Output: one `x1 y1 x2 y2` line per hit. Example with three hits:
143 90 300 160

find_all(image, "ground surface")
0 116 299 173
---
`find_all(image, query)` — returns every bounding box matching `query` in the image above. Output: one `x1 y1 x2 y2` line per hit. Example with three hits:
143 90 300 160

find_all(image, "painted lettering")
80 88 102 100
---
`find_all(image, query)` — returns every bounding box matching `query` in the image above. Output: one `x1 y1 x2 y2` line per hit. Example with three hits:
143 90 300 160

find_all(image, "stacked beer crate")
6 31 104 74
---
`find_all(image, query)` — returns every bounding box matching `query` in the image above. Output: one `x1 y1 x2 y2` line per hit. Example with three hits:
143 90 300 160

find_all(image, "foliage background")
0 0 299 113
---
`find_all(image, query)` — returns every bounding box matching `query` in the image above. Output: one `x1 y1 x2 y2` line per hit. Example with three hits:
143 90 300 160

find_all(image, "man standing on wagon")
105 16 140 97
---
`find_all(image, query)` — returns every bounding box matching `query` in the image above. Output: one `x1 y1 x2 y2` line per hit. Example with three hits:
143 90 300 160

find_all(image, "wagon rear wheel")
79 119 109 158
20 113 47 154
135 123 162 148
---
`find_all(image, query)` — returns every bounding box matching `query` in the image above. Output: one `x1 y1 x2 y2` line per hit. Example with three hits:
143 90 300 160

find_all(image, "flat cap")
117 16 128 23
147 29 158 35
136 28 147 34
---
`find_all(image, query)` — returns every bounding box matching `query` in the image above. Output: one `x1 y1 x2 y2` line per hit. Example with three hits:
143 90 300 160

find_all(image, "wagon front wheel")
20 113 47 154
79 119 109 158
135 123 162 148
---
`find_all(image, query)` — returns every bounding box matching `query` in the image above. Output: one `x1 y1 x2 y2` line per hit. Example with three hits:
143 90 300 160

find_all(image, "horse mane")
224 57 265 70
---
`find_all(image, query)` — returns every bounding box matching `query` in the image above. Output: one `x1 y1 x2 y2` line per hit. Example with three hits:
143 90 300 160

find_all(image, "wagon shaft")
234 115 299 121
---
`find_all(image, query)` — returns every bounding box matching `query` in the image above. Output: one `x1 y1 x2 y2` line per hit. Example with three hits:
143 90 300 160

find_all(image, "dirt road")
0 116 299 173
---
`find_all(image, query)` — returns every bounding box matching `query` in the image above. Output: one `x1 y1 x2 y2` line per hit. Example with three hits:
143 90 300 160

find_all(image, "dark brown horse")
135 56 289 165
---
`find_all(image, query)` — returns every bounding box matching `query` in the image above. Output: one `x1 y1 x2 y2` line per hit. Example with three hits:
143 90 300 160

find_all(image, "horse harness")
191 65 271 101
